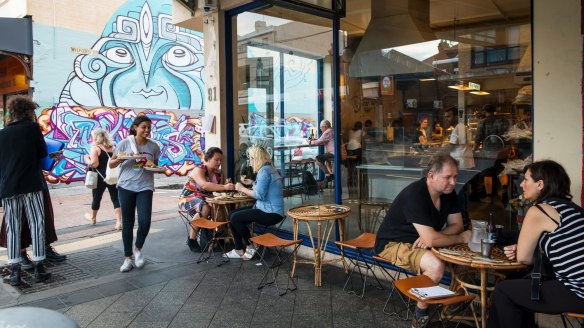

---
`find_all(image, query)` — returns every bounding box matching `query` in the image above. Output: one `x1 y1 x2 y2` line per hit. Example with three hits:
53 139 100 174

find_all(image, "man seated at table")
374 153 471 327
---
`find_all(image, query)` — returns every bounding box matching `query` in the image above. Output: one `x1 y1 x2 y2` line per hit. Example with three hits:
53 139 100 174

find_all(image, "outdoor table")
206 194 255 221
432 244 525 328
287 204 351 286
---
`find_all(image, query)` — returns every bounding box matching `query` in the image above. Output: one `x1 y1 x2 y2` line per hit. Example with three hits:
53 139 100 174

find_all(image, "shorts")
178 196 206 218
378 242 427 274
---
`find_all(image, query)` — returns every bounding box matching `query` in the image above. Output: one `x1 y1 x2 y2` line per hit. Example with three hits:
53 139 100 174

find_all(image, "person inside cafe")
374 153 471 327
223 145 284 260
431 121 443 142
307 119 334 183
473 104 508 204
178 147 235 253
412 117 429 145
487 160 584 328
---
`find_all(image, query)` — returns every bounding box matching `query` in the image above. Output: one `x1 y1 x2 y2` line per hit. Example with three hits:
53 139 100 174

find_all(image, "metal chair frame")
373 255 413 320
562 313 584 328
190 218 230 266
250 233 302 296
335 233 384 298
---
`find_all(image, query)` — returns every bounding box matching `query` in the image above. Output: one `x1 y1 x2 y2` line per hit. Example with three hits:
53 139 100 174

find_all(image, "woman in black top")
0 95 50 285
488 160 584 327
84 128 121 230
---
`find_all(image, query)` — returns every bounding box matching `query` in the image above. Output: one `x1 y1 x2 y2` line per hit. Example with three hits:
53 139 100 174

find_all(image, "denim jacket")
252 163 284 217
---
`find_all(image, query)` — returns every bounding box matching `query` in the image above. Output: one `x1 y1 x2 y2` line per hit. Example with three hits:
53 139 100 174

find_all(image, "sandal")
223 249 244 259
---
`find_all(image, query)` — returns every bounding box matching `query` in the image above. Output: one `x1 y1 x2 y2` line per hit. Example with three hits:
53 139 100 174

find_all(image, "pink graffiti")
38 103 204 184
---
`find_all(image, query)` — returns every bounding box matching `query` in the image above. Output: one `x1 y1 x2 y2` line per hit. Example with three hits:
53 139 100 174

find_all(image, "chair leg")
341 250 384 298
195 229 229 266
256 244 300 296
374 260 412 320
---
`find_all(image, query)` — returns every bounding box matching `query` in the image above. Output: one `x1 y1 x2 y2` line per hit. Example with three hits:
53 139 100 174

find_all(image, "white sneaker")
242 247 257 260
223 249 243 259
120 258 134 272
133 249 145 269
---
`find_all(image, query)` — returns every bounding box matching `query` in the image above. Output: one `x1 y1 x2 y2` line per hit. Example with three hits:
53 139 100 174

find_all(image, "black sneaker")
20 251 34 270
187 238 202 253
33 262 51 283
3 264 22 286
411 315 430 328
45 246 67 262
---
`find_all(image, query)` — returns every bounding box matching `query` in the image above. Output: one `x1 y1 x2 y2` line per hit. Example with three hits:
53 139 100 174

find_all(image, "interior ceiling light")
448 84 473 91
470 91 491 95
419 78 436 81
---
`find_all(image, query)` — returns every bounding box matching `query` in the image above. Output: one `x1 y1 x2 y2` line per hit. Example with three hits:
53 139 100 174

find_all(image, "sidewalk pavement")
0 177 568 327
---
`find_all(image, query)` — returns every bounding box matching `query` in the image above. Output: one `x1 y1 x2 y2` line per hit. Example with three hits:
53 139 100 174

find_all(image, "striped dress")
539 199 584 299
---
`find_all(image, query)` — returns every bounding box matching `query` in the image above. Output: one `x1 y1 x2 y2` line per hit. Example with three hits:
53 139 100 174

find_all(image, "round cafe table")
287 204 351 287
432 244 525 328
205 194 255 221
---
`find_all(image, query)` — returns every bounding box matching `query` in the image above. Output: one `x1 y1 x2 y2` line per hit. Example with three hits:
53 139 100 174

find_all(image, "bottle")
487 211 496 242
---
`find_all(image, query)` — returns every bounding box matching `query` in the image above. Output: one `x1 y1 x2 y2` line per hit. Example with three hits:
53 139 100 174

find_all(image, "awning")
0 16 33 56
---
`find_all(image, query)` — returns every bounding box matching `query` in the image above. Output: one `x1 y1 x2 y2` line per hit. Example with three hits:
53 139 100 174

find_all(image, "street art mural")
37 0 206 183
59 0 204 109
39 104 204 184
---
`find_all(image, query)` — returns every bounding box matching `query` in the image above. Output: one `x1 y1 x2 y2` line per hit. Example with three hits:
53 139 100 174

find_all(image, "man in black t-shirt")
375 153 471 326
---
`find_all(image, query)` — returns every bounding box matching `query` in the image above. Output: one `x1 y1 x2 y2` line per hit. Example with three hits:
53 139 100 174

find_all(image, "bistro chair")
562 312 584 328
190 217 230 265
334 232 384 298
394 275 475 328
249 233 302 296
373 255 412 319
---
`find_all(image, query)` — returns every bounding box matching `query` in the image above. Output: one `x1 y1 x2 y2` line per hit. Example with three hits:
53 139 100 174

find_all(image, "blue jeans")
118 187 153 257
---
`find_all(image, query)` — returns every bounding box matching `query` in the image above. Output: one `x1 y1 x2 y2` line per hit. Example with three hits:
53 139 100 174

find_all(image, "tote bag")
85 168 98 189
101 147 119 185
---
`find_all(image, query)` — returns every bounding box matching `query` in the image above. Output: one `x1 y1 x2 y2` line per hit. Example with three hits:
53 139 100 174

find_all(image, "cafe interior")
229 0 533 241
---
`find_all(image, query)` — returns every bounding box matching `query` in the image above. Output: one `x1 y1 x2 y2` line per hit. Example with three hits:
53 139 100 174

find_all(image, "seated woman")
487 160 584 328
223 146 285 260
178 147 235 252
430 122 443 142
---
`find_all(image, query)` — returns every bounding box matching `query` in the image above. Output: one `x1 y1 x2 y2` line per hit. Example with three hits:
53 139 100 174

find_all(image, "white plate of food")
144 166 167 172
118 154 146 160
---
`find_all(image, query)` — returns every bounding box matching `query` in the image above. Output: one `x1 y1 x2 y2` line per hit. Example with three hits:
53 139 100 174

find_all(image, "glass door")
230 7 333 233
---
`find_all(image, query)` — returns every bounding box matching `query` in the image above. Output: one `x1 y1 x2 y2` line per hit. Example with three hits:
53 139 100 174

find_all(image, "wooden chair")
189 218 230 265
373 255 412 319
249 233 302 296
334 232 383 298
562 312 584 328
394 275 475 328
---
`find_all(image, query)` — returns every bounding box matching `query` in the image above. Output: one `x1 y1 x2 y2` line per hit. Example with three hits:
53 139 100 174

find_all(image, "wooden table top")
287 204 351 221
432 244 526 270
206 195 255 205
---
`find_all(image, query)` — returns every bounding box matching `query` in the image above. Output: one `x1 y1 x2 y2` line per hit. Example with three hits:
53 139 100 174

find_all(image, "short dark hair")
445 106 457 117
427 153 459 175
483 104 496 113
129 116 152 136
7 95 37 123
524 160 572 203
204 147 223 161
353 121 362 130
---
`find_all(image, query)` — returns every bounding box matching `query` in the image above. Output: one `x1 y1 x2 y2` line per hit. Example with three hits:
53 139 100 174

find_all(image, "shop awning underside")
0 17 33 56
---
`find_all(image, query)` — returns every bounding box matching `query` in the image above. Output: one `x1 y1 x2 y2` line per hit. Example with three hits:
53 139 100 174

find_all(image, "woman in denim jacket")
224 146 284 260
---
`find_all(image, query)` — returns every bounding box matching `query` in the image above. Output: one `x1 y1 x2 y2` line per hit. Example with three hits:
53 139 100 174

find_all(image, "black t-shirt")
374 178 460 254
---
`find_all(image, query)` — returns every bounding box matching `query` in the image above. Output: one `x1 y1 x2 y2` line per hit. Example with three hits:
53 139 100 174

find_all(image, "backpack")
302 170 319 195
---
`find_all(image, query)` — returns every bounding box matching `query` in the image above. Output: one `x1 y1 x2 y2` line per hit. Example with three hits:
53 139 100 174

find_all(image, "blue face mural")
59 0 204 110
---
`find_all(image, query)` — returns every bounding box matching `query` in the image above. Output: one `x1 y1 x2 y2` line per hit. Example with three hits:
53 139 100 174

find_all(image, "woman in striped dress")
488 160 584 328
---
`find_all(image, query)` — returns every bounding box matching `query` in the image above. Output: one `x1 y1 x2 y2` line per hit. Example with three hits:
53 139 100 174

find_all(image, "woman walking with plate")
109 116 161 273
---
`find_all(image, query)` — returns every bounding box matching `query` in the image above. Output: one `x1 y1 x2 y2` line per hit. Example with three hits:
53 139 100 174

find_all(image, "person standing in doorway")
109 116 161 273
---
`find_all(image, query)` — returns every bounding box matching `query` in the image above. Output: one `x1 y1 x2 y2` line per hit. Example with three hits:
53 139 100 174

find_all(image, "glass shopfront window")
341 0 533 239
230 0 533 243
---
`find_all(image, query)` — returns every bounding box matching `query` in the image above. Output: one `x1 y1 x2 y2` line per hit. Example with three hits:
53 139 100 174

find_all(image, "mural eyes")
164 45 197 67
102 47 134 64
